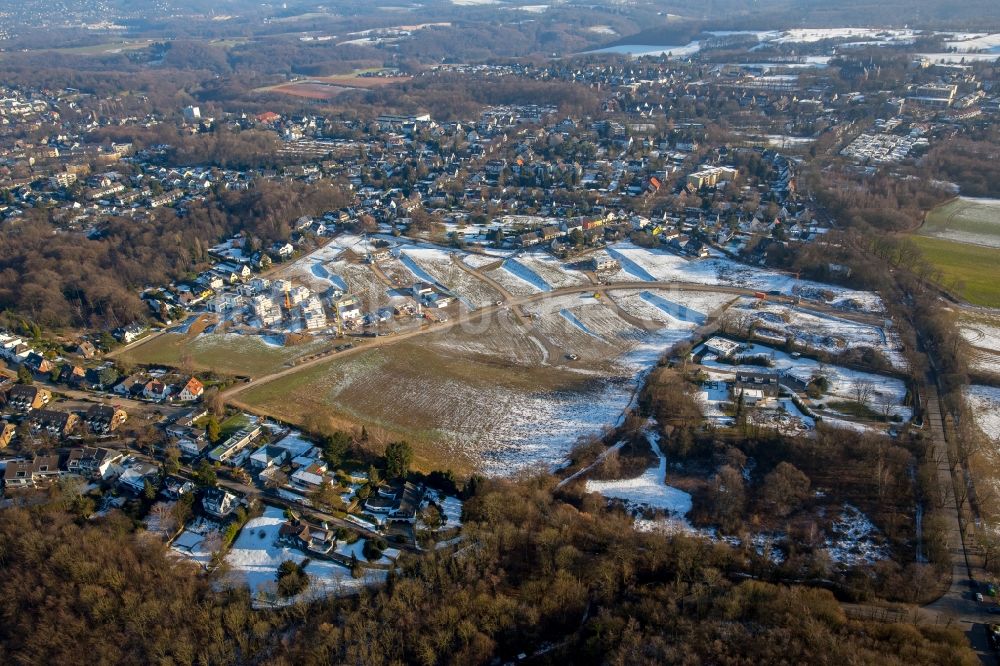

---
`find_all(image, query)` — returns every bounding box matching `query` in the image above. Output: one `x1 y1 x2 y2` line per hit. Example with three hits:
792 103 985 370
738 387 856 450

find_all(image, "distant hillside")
610 0 1000 36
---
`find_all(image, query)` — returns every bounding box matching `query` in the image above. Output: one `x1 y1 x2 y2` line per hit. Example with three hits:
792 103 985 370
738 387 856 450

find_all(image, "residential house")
84 404 128 434
202 487 239 518
290 460 329 492
73 446 122 479
24 352 54 375
248 444 289 472
115 323 148 344
113 373 145 398
208 424 262 463
117 460 160 494
279 518 336 555
178 377 204 402
703 337 740 359
270 242 294 260
27 409 79 437
162 475 195 499
3 455 62 488
8 385 51 412
0 421 15 448
143 380 171 402
734 370 780 397
365 481 424 524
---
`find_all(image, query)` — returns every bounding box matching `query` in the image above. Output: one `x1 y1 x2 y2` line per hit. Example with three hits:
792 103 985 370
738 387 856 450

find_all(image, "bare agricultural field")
315 74 412 88
119 331 329 377
264 82 352 100
920 197 1000 249
959 308 1000 377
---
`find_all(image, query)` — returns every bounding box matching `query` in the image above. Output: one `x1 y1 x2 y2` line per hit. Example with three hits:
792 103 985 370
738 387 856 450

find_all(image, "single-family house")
143 380 171 402
202 487 239 518
178 377 204 402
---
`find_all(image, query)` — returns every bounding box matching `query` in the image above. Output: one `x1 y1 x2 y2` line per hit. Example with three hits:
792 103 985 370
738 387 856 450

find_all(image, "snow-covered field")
959 312 1000 376
772 28 916 45
222 506 385 601
966 385 1000 443
943 33 1000 53
486 263 544 296
731 300 907 369
586 432 692 518
510 252 589 290
606 243 885 314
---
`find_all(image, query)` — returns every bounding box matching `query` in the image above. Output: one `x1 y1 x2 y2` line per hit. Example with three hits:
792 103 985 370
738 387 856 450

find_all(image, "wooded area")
0 181 349 328
0 478 976 665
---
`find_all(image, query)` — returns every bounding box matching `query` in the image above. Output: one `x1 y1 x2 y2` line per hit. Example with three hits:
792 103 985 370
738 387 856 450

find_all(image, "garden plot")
699 342 911 422
222 506 385 601
586 432 692 519
606 242 885 314
966 385 1000 443
511 252 590 290
397 247 501 308
170 518 222 568
731 300 907 369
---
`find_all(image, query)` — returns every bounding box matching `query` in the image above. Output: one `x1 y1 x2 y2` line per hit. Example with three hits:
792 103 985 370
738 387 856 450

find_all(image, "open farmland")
262 82 351 100
314 74 412 88
235 333 635 476
920 197 1000 249
909 235 1000 307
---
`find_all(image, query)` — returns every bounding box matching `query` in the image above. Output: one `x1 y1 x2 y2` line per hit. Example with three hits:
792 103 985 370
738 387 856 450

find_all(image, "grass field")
920 197 1000 249
119 331 330 377
235 311 644 476
909 235 1000 308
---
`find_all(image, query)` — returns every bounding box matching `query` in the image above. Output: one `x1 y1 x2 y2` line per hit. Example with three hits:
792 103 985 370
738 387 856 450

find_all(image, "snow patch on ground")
824 504 889 566
223 506 385 600
966 385 1000 443
585 432 693 519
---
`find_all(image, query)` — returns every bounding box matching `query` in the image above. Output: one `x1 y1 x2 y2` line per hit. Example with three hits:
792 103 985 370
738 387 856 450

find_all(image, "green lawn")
910 235 1000 308
118 331 330 377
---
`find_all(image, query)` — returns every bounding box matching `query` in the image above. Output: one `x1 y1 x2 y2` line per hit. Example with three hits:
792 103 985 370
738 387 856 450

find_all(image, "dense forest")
0 476 976 665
